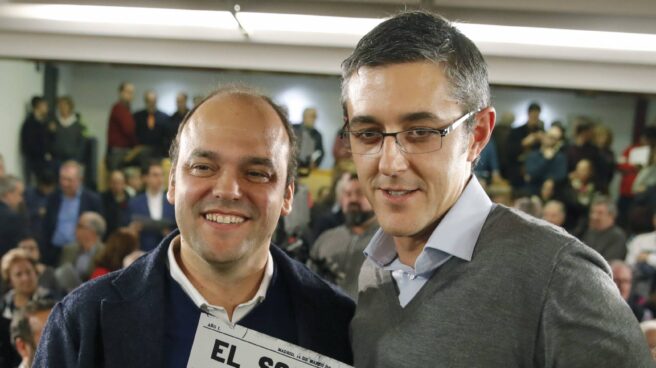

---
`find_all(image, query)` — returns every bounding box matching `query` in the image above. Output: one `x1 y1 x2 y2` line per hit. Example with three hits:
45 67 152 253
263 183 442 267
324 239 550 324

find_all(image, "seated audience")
524 126 567 195
101 170 131 239
566 119 600 174
542 200 567 228
10 299 55 368
59 212 105 282
90 229 139 279
0 249 54 367
611 260 652 321
123 166 143 197
594 125 616 194
128 161 175 252
17 237 58 294
582 196 627 262
23 171 56 243
568 159 599 209
512 196 542 218
42 161 103 266
0 176 28 259
309 174 377 299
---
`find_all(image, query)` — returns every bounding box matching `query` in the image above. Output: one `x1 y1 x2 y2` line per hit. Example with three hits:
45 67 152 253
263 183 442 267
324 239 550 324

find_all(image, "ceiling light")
1 4 240 30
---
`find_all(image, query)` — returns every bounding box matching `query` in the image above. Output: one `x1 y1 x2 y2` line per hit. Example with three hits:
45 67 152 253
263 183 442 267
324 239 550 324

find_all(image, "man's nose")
212 170 242 200
378 136 409 176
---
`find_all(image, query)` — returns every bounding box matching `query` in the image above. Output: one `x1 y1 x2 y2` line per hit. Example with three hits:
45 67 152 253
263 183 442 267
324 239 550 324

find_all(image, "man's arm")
537 243 653 367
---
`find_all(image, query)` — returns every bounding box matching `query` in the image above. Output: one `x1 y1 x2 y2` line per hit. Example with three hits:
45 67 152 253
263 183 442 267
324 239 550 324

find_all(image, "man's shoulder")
482 205 586 256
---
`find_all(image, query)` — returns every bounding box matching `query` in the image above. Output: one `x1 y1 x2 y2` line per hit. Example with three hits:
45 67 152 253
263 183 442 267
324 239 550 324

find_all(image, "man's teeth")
205 214 245 224
387 190 412 196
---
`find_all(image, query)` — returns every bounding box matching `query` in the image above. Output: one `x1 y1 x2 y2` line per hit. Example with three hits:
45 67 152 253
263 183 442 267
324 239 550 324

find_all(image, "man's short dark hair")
141 160 162 176
341 11 490 130
30 96 45 109
10 300 56 348
168 85 298 186
528 102 541 113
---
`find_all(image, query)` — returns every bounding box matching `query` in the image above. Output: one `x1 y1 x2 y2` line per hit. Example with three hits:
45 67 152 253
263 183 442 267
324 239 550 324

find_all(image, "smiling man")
343 11 652 367
34 86 354 367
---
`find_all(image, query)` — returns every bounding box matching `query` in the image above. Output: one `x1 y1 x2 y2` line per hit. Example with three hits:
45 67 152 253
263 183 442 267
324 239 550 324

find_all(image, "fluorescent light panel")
236 12 382 35
2 4 239 30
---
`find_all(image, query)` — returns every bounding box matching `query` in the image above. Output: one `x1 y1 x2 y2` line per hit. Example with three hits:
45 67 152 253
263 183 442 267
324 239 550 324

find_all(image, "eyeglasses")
342 111 476 155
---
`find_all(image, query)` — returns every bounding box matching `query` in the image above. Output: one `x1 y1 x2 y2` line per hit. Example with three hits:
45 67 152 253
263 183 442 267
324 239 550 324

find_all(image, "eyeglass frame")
341 110 478 155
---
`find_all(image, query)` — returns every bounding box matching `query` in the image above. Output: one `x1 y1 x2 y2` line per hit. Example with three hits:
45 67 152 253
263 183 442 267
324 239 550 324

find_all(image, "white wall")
64 63 343 169
0 59 44 177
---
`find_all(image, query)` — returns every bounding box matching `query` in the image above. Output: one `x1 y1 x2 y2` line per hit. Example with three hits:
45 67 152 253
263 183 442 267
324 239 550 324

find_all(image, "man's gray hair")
80 211 106 238
0 175 21 198
591 195 617 217
341 10 490 130
60 160 84 179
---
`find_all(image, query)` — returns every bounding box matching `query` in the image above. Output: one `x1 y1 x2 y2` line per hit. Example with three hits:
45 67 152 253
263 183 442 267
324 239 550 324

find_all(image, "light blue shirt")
363 177 493 307
51 190 81 247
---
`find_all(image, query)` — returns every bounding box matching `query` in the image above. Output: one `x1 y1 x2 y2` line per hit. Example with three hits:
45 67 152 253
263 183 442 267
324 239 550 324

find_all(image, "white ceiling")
0 0 655 93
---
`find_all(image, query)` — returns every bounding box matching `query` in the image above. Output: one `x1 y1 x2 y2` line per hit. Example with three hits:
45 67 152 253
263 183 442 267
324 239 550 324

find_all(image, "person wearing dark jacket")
20 96 54 185
42 161 103 266
133 90 170 159
0 176 28 259
35 87 354 367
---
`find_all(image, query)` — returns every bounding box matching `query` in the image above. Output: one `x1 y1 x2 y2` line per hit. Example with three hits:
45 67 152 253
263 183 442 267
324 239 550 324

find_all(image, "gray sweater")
352 205 653 368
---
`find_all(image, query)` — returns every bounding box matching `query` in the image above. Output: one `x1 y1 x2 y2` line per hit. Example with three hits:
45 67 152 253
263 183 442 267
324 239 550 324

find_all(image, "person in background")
17 237 58 295
89 229 138 279
10 300 54 368
309 174 377 299
506 102 544 189
23 171 56 243
524 126 568 195
594 125 616 194
168 92 190 148
128 161 175 252
59 212 106 282
295 107 324 169
582 196 627 262
20 96 54 186
52 96 86 165
617 126 656 230
42 161 103 266
107 82 137 171
123 166 143 197
133 90 170 160
611 260 651 322
101 170 132 239
0 176 28 259
566 119 600 174
542 200 567 228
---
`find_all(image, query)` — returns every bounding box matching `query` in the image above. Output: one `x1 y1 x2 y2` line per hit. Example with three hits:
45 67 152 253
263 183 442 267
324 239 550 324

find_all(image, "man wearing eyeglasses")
342 11 652 367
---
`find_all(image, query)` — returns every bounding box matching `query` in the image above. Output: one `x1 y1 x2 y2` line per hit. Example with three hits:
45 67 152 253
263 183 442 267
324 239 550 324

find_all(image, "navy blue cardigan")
33 230 355 367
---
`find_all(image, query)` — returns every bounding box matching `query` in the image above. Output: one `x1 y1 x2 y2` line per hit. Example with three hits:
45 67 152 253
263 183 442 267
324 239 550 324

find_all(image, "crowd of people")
0 10 655 367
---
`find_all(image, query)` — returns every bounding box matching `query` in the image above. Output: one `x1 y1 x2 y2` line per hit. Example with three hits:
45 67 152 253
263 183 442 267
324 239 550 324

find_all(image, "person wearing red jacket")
106 82 137 170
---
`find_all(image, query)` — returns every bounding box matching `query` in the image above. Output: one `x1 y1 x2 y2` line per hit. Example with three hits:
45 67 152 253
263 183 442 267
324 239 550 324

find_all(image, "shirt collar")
364 176 493 269
166 235 273 318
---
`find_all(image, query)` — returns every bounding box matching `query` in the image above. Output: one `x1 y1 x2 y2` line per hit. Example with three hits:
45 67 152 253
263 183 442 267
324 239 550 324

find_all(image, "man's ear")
280 181 295 217
166 167 176 205
15 337 31 359
467 107 496 162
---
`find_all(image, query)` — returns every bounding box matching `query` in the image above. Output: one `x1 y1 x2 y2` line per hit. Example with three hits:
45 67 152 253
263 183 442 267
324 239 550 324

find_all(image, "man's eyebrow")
241 156 275 169
399 111 441 123
348 115 381 127
189 149 219 160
